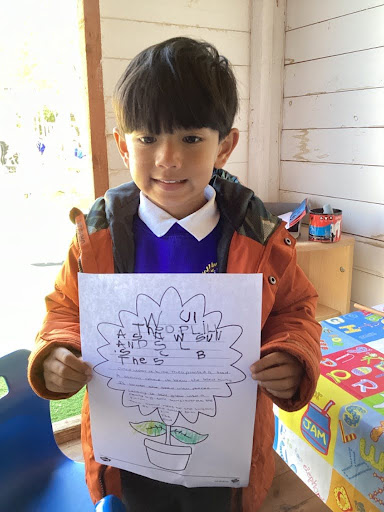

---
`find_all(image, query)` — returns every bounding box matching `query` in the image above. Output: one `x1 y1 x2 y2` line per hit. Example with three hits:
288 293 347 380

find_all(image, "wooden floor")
258 455 331 512
59 439 331 512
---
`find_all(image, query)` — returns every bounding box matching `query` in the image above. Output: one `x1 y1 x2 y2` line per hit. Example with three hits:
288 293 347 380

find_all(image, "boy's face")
114 127 239 219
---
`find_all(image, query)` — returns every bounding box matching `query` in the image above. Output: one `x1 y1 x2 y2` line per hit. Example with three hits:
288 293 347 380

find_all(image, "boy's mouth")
156 179 186 184
153 178 187 192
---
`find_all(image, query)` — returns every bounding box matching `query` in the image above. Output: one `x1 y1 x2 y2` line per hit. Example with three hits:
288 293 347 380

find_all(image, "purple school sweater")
133 215 220 274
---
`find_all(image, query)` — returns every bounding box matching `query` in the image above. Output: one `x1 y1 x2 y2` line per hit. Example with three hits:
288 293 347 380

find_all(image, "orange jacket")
28 176 321 511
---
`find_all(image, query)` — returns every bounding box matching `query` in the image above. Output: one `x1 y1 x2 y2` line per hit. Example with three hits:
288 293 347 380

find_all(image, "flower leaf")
130 421 166 437
171 426 208 444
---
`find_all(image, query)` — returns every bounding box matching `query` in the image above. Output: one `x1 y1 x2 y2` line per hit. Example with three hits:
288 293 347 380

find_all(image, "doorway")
0 0 94 355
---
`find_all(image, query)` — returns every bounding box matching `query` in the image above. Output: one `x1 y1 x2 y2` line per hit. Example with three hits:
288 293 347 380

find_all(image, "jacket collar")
84 171 281 273
104 181 140 273
210 174 281 245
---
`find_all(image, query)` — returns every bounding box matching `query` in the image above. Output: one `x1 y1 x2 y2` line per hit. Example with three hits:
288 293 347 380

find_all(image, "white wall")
280 0 384 307
99 0 251 188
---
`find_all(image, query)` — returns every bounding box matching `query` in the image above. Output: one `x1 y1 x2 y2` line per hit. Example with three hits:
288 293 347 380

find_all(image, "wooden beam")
78 0 109 199
53 414 81 445
248 0 286 201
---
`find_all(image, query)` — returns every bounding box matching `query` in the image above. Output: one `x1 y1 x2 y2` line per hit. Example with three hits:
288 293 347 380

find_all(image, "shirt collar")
138 185 220 241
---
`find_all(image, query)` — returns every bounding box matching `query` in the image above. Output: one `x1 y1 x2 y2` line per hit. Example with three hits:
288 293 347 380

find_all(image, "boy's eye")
138 136 156 144
183 136 202 144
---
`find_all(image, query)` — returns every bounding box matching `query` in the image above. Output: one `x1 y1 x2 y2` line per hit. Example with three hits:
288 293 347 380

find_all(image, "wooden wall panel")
281 128 384 166
284 48 384 97
354 237 384 278
285 6 384 64
280 162 384 204
283 89 384 129
101 19 250 65
286 0 384 30
100 0 250 32
351 270 384 308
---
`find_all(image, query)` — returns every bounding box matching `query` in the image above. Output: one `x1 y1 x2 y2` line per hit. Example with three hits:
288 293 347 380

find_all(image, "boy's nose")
155 141 182 169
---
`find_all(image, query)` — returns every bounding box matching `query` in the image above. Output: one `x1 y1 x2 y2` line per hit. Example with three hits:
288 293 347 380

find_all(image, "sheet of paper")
79 273 262 488
278 211 292 224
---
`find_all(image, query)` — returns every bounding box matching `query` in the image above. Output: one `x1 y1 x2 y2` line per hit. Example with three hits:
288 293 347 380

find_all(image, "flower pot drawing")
96 287 245 476
301 400 335 455
144 438 192 471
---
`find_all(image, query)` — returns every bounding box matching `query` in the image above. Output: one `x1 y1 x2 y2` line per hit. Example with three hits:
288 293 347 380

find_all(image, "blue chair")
0 349 126 511
95 495 126 512
0 349 94 511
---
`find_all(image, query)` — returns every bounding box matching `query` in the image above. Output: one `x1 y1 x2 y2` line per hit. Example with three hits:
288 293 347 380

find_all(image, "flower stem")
165 424 171 445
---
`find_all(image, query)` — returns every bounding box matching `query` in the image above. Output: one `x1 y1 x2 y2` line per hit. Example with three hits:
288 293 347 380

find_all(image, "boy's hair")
113 37 238 140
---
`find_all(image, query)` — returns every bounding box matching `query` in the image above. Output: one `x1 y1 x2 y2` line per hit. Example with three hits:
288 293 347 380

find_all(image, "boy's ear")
214 128 240 169
113 128 129 169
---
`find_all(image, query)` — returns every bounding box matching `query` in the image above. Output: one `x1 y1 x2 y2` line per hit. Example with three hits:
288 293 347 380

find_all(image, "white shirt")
138 185 220 241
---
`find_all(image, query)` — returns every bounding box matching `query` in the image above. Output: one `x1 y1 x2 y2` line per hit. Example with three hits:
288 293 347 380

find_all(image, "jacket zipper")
75 230 84 273
98 465 107 498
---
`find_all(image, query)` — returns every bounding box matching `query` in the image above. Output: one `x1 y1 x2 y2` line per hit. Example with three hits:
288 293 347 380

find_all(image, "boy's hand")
43 347 92 394
250 352 304 399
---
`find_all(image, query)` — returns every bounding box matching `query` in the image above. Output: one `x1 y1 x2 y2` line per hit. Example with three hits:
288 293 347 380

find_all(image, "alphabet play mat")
274 308 384 512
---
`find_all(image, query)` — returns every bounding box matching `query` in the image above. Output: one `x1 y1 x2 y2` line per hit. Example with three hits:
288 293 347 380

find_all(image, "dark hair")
113 37 238 140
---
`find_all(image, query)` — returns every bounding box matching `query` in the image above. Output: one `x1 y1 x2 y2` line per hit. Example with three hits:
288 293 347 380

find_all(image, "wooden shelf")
315 304 340 322
295 226 355 320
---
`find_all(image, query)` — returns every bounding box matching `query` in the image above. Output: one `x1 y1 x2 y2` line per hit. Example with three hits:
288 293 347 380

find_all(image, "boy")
28 37 321 511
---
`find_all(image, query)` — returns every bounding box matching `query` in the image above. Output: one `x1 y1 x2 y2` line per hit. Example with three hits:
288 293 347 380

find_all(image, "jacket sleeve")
28 235 83 400
260 239 322 412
